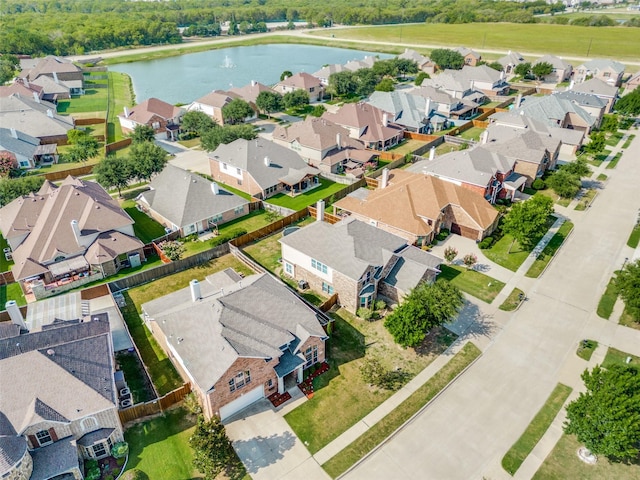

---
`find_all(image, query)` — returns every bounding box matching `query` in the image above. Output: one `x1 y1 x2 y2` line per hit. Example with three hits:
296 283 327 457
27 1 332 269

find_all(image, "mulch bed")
267 391 291 407
298 362 330 399
97 456 125 479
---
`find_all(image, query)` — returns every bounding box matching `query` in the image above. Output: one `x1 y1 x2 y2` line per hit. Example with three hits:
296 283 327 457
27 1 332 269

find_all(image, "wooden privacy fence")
80 283 110 300
230 209 310 248
403 131 440 142
308 205 342 224
319 293 339 312
105 138 132 155
43 164 94 181
75 118 106 126
0 270 15 286
119 383 191 424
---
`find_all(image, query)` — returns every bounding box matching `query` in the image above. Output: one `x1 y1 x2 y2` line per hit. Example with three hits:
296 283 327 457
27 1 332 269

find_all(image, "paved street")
344 130 640 480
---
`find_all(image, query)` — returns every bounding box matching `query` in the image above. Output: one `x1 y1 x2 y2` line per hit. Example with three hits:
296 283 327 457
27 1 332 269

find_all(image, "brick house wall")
332 269 360 313
209 159 277 198
379 267 438 304
441 204 487 240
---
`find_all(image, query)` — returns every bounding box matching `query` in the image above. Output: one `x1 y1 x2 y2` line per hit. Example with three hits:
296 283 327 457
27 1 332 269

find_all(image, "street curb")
528 225 575 280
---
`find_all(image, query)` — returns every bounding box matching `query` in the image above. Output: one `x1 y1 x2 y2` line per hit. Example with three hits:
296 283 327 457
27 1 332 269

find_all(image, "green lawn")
499 288 525 312
533 433 640 480
525 221 574 278
605 131 625 147
266 179 346 211
575 189 596 211
483 234 531 272
628 226 640 248
121 199 167 244
458 126 485 142
602 347 640 370
597 173 608 182
536 188 571 207
0 234 14 272
619 309 639 329
0 282 26 307
576 339 598 362
502 383 573 476
57 88 108 115
605 152 622 170
597 275 618 319
388 139 426 155
438 264 505 304
115 351 153 403
322 342 481 478
177 137 201 148
124 407 200 479
108 71 135 143
622 134 636 149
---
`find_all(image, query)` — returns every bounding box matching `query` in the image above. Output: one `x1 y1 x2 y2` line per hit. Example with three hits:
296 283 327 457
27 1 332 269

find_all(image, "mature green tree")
238 20 251 34
615 89 640 116
531 61 553 80
354 68 378 97
561 158 591 177
129 124 156 144
394 58 419 78
0 54 20 85
514 62 532 78
430 49 465 70
280 70 293 81
487 61 504 72
67 135 100 163
372 59 397 78
565 364 640 461
255 90 282 118
328 71 357 97
599 114 619 133
375 78 395 92
221 98 254 125
414 72 430 86
546 169 582 199
94 155 132 197
310 105 326 117
128 142 167 181
614 260 640 320
502 194 554 251
384 281 464 348
189 416 242 478
282 89 309 109
180 110 216 136
0 175 45 207
583 132 606 154
201 124 257 152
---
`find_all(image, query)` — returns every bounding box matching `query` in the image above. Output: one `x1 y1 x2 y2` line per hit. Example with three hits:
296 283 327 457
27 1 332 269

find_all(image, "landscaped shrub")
356 308 373 321
360 356 408 391
374 300 386 311
158 240 185 261
209 228 248 247
116 457 126 467
435 229 450 242
113 468 121 477
85 467 100 480
104 474 114 480
532 178 546 190
478 237 494 249
111 442 129 459
183 392 203 415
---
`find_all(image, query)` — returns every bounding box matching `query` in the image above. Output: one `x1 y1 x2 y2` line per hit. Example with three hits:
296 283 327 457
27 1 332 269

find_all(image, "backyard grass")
499 288 525 312
628 225 640 248
107 71 135 143
458 126 485 142
266 178 346 211
124 407 201 479
0 282 27 306
605 152 622 169
501 383 572 476
322 342 481 478
434 141 463 156
177 137 201 148
389 139 426 155
57 88 108 116
285 308 458 455
603 347 640 370
619 309 639 329
596 275 618 320
0 234 14 272
576 339 598 361
115 351 153 403
575 189 596 211
533 433 640 480
121 199 167 244
438 264 505 304
525 221 574 278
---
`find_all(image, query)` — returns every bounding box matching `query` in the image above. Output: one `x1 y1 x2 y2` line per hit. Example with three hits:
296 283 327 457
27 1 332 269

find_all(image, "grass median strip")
322 342 481 478
499 288 525 312
501 383 573 476
525 221 573 279
597 275 618 320
628 225 640 249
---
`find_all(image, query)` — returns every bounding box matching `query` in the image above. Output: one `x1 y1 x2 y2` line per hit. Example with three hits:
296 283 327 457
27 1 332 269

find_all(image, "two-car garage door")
219 386 264 421
450 223 480 240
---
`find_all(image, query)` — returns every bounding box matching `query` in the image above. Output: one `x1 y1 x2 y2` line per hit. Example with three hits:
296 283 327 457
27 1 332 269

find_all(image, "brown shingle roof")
277 72 322 90
322 103 404 144
193 90 240 109
123 97 182 124
273 117 364 153
229 82 276 104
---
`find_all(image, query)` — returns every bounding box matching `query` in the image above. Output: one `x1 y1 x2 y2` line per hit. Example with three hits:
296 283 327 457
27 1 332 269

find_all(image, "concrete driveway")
168 149 211 176
224 399 330 480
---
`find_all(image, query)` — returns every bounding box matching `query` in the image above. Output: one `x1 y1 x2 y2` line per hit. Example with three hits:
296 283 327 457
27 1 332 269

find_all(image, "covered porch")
274 350 305 395
503 172 527 201
278 168 321 197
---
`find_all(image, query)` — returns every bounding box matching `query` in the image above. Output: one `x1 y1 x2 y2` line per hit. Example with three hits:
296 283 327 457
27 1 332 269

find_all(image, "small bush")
374 299 386 311
85 459 99 471
104 475 114 480
85 468 101 480
111 441 129 459
435 228 450 242
116 457 126 467
532 178 546 190
357 308 373 320
113 468 121 477
183 392 203 415
478 237 494 249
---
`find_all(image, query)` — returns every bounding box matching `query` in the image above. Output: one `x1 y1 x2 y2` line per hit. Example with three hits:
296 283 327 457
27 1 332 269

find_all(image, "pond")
110 44 392 104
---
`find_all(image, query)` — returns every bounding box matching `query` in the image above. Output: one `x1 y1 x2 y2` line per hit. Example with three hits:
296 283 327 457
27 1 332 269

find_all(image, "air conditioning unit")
119 387 131 397
120 398 133 409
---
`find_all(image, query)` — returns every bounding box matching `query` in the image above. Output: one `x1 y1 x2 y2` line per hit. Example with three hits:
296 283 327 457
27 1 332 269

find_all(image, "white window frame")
229 370 251 393
311 258 328 274
36 430 53 447
284 261 294 276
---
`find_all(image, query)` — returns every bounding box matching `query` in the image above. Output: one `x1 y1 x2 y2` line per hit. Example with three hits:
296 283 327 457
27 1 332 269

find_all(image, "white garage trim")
219 386 264 420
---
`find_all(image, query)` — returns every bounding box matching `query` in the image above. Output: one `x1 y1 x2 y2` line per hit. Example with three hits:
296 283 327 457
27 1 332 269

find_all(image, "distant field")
311 23 640 62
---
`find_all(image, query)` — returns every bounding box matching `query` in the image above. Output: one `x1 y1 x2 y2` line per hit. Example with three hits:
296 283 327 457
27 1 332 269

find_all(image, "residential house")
497 51 526 75
334 169 499 244
229 80 277 106
507 94 597 133
189 89 256 125
407 145 522 202
19 56 84 96
118 97 184 139
0 309 124 480
459 65 510 97
343 56 378 72
272 116 376 176
142 269 329 420
0 177 145 299
454 47 482 66
29 75 73 102
0 127 58 169
411 85 481 120
0 80 44 101
572 78 618 113
625 71 640 93
421 69 490 103
0 94 74 144
533 55 573 83
321 102 405 150
209 137 320 199
137 164 250 237
574 59 625 86
312 63 349 86
366 90 449 134
280 218 443 311
555 90 607 128
274 72 324 101
398 49 436 75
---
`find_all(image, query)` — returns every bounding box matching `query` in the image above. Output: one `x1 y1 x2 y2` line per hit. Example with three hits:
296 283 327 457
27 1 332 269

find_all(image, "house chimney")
425 98 432 116
336 133 342 149
190 279 201 302
46 109 54 118
569 80 575 91
10 128 18 139
380 168 390 189
316 200 325 222
124 107 130 118
211 182 219 195
53 71 60 84
382 113 389 127
251 80 257 87
500 70 505 81
70 219 81 244
5 301 26 331
515 93 523 109
481 130 489 144
429 146 436 161
32 91 40 103
264 156 271 167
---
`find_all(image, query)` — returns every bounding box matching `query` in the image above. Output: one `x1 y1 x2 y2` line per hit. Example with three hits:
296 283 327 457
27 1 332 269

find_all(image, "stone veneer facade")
2 445 32 480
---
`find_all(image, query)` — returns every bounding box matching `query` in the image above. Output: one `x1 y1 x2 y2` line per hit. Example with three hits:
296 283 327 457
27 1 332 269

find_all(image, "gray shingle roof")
555 90 607 108
580 58 625 75
0 128 40 159
140 164 248 229
383 246 441 292
76 428 114 447
572 78 618 97
209 138 316 191
510 95 595 128
30 436 79 480
366 91 429 130
0 94 74 139
0 435 27 476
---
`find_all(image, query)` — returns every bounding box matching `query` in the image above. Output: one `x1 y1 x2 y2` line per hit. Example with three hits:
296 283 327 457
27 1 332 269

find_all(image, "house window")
237 179 242 186
322 282 334 294
185 224 196 234
284 262 294 276
211 213 223 223
36 430 53 446
304 345 318 368
236 167 241 175
229 371 251 392
359 295 371 308
92 443 107 458
310 87 315 93
152 122 160 129
234 205 245 214
222 163 228 170
311 258 328 274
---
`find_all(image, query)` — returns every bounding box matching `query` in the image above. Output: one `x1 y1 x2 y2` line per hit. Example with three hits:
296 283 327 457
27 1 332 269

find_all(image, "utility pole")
586 38 593 57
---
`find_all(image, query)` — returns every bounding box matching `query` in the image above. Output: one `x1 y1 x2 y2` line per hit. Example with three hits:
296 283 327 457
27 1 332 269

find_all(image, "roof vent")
47 349 55 356
264 156 271 167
